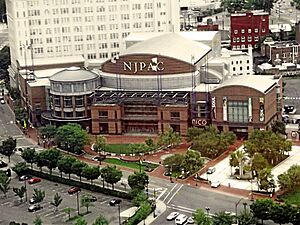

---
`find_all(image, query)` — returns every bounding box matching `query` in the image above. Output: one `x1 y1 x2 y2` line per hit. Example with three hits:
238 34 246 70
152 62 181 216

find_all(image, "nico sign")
192 119 207 126
123 57 164 74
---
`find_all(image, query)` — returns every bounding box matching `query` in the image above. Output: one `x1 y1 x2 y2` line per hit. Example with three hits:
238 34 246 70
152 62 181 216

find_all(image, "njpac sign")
123 57 164 74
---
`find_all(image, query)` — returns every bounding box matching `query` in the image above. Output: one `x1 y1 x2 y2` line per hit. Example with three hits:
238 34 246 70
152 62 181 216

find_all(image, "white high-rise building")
6 0 180 86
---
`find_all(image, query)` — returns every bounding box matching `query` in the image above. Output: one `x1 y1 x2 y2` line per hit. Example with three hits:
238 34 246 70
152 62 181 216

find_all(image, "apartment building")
6 0 180 87
231 11 269 50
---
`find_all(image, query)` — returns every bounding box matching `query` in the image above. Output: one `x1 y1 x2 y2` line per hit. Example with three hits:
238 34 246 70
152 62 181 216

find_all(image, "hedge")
26 169 131 199
122 201 155 225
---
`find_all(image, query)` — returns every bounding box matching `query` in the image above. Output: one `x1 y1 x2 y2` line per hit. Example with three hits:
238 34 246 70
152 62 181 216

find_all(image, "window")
54 111 61 117
197 101 207 117
64 96 72 108
234 30 238 34
254 36 259 42
248 28 251 33
54 96 61 107
75 111 84 117
64 112 73 118
233 67 236 71
248 44 252 48
241 44 245 49
240 66 243 70
255 28 258 33
241 29 245 33
248 36 252 42
99 111 108 118
233 37 236 43
75 96 84 106
241 36 245 42
283 53 286 58
236 37 240 43
262 28 265 33
170 112 180 119
228 101 248 123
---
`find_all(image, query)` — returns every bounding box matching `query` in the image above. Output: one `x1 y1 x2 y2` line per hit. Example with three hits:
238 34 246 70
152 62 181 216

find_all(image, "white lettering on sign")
123 57 164 74
211 97 216 119
192 119 207 126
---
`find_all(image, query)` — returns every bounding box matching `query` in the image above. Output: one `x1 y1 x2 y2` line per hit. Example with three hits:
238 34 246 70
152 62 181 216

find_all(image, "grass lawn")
104 158 158 171
105 144 132 154
281 190 300 206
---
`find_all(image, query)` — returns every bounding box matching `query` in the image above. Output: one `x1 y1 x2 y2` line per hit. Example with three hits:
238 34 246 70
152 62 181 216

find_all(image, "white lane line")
166 184 183 205
162 184 178 203
167 204 195 214
156 188 167 201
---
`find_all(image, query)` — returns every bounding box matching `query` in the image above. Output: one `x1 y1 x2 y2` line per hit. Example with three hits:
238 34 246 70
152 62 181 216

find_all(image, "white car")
175 214 188 225
187 217 194 224
211 180 221 188
166 211 179 221
207 167 216 174
0 99 5 104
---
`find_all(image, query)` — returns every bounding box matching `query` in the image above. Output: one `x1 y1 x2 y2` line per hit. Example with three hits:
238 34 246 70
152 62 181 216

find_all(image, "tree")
100 166 122 189
251 153 269 177
250 199 274 224
57 156 77 178
13 186 26 202
55 123 90 154
81 194 94 213
271 120 286 135
229 152 239 176
128 172 149 191
187 127 204 142
21 148 36 168
270 203 290 225
145 137 155 150
51 193 63 211
32 188 45 204
74 217 87 225
39 124 57 140
257 168 275 192
181 150 204 174
237 209 257 225
64 207 75 220
92 215 109 225
132 191 148 206
278 165 300 193
235 150 246 177
33 216 42 225
43 148 61 174
163 154 185 173
0 136 16 162
0 171 10 197
12 162 28 176
82 165 100 184
193 209 212 225
34 151 48 172
93 135 107 165
212 211 234 225
157 127 182 147
71 160 87 182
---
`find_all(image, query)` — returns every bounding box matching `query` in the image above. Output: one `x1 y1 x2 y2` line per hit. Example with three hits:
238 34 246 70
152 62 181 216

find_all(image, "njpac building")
27 32 282 138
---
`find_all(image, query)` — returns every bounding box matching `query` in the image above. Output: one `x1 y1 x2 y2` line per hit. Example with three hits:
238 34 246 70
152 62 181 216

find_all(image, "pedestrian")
228 183 231 188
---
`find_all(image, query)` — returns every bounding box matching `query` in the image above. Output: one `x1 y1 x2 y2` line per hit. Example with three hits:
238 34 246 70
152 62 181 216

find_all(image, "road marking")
157 188 167 201
162 184 178 203
166 184 183 205
1 202 11 206
100 200 108 204
167 204 195 214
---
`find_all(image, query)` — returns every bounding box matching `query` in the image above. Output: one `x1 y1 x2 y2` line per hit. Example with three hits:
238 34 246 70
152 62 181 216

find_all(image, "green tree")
193 209 212 225
229 152 239 176
71 160 87 182
51 193 63 211
157 127 182 147
57 156 77 178
92 215 109 225
251 153 269 177
250 199 274 224
0 171 10 197
32 188 45 204
163 154 185 173
212 211 234 225
128 171 149 191
33 216 42 225
43 148 61 174
82 165 100 184
81 194 94 214
21 148 36 168
93 135 107 165
270 203 290 225
181 150 204 174
13 186 26 202
64 207 75 220
100 166 122 189
271 120 286 135
132 191 148 206
257 168 275 192
278 165 300 193
237 209 257 225
55 123 89 154
74 217 87 225
39 125 57 140
145 137 155 149
0 136 16 162
187 127 204 142
34 151 48 172
12 162 28 176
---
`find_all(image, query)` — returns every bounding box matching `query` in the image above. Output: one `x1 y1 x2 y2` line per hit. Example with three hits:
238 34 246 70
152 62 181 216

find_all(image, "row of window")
54 96 85 108
232 36 259 43
232 44 258 50
233 27 266 34
54 111 85 118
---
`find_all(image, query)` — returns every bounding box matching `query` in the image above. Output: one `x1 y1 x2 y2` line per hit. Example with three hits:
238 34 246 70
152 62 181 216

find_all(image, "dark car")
19 175 32 181
109 199 122 206
90 195 97 202
68 187 81 194
0 160 7 168
28 204 42 212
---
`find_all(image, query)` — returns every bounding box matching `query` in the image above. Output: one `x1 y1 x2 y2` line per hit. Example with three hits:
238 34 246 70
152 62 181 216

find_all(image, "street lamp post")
76 191 80 215
153 188 156 218
24 179 28 202
117 203 121 225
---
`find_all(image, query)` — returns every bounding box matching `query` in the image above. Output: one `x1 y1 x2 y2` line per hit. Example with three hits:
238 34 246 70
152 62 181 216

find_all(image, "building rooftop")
269 24 292 33
122 33 211 64
231 10 269 17
268 40 299 48
212 75 278 94
49 67 99 82
27 78 50 87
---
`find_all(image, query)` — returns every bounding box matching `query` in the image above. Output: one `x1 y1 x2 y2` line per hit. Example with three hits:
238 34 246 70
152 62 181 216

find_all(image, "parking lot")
0 176 133 225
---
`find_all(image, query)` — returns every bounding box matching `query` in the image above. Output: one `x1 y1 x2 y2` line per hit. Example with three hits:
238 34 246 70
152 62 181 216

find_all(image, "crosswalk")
284 96 300 100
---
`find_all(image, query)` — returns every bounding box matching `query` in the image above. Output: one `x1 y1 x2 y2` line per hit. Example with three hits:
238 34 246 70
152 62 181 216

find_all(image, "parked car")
187 217 194 224
0 160 7 168
0 99 5 104
90 195 97 202
109 199 122 206
19 175 32 181
68 187 81 194
207 167 216 174
166 211 179 220
28 204 42 212
211 180 221 188
175 214 188 225
29 197 37 204
28 178 41 184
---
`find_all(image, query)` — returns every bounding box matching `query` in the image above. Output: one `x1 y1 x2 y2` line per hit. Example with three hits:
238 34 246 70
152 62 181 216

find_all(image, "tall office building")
6 0 180 86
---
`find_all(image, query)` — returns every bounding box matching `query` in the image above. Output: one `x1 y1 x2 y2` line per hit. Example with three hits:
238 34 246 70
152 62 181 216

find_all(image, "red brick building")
231 11 269 50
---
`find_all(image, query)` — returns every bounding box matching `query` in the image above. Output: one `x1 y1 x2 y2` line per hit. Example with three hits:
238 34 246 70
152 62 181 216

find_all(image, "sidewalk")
138 200 166 225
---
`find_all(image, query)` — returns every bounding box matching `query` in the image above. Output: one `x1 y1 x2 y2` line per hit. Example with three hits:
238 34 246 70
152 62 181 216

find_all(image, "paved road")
284 78 300 115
